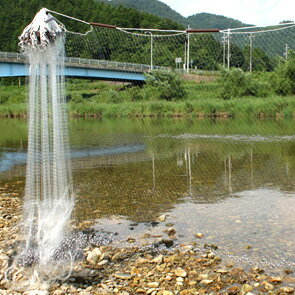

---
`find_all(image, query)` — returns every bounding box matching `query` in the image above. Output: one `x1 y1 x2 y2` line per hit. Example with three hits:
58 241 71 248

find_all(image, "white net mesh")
1 10 295 276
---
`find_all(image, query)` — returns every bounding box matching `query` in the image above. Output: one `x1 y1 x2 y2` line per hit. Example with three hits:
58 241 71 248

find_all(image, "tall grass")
1 74 295 118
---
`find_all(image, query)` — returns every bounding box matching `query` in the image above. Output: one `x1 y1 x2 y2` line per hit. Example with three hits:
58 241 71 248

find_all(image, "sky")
160 0 295 26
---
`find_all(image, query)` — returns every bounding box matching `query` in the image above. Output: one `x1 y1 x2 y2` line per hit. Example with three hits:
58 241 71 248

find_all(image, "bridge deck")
0 52 168 81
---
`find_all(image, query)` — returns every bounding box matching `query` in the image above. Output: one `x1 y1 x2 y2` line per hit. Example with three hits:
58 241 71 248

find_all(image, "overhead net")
59 16 295 270
61 17 295 73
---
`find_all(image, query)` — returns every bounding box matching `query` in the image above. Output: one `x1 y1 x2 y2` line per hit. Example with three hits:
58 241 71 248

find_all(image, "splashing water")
18 8 74 274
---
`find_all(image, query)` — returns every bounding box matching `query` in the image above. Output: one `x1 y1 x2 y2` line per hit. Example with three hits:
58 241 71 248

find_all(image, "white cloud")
160 0 295 26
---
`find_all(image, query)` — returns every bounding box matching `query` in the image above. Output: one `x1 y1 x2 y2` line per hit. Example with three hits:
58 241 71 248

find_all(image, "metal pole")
184 39 187 72
227 29 231 70
285 44 289 60
151 33 153 70
145 31 153 70
188 147 192 196
186 31 190 74
152 154 155 191
223 33 226 68
249 33 253 72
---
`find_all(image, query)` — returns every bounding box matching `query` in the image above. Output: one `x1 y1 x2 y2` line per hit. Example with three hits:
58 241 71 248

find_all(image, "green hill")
0 0 182 52
98 0 188 26
97 0 252 29
187 12 252 29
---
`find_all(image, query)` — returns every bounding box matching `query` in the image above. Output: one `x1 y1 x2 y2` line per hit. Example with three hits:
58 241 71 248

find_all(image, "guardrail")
0 51 168 72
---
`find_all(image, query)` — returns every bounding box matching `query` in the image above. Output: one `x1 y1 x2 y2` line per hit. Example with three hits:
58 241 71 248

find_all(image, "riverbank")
1 79 295 119
0 181 295 294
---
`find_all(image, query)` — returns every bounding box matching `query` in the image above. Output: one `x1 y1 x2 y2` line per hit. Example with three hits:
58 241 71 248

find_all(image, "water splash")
18 8 74 278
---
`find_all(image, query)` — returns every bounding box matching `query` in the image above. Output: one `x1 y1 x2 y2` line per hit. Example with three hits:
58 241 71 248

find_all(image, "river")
0 118 294 271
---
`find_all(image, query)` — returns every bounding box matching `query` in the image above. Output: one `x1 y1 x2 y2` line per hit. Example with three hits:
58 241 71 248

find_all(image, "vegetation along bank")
1 52 295 119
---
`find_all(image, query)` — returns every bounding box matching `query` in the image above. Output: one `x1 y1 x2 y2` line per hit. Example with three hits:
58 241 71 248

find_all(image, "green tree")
242 46 274 72
273 50 295 95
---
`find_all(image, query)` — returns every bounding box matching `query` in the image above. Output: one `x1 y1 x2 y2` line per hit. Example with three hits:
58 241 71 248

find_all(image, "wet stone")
227 286 240 294
161 238 174 248
240 284 253 295
114 273 132 280
262 281 274 291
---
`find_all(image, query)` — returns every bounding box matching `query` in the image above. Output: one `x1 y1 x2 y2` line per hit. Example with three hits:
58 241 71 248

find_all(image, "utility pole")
249 33 254 72
227 28 231 70
145 31 153 70
222 33 226 68
184 40 187 71
186 25 191 74
285 44 289 60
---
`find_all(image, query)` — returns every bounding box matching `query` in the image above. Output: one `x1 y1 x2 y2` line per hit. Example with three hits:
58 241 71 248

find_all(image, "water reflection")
0 118 295 268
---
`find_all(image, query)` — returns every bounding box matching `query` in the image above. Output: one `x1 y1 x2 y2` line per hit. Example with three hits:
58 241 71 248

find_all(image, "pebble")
166 227 176 237
284 269 294 275
262 281 274 290
23 291 49 295
279 286 295 293
114 273 132 280
241 284 253 295
161 238 174 247
216 268 228 274
269 276 282 282
200 279 214 285
174 268 187 277
195 233 204 238
180 290 198 295
158 215 167 222
147 282 159 288
152 254 163 263
227 286 239 294
86 247 102 264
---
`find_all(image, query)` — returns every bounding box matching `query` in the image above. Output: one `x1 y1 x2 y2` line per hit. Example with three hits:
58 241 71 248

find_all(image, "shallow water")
0 118 295 270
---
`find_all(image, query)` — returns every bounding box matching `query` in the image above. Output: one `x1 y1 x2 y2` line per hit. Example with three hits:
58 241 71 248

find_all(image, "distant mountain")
97 0 252 29
98 0 188 26
187 13 251 30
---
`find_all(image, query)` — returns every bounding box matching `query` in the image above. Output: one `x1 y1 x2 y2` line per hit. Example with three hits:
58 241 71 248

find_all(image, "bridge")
0 52 166 82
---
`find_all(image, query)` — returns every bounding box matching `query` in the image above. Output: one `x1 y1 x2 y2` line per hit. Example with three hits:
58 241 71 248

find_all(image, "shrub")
0 93 10 104
145 70 186 101
129 87 144 102
272 51 295 95
106 89 123 104
219 68 271 99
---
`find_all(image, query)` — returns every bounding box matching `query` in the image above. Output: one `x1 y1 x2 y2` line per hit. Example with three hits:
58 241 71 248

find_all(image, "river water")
0 118 295 270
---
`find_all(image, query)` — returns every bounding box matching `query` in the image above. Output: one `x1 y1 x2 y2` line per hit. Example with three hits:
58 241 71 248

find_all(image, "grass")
67 96 295 119
0 77 295 119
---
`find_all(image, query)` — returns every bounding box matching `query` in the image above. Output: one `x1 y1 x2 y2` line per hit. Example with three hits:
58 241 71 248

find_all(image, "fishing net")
1 8 295 273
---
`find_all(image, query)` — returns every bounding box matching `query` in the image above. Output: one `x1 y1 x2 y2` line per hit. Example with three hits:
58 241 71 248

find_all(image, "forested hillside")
97 0 251 29
187 13 251 29
99 0 188 26
0 0 182 52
